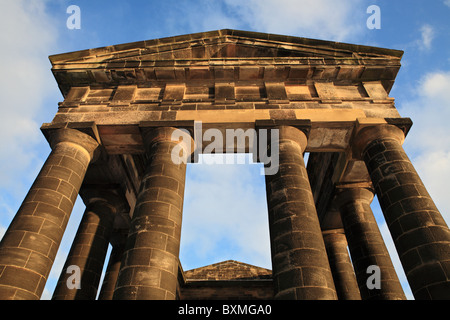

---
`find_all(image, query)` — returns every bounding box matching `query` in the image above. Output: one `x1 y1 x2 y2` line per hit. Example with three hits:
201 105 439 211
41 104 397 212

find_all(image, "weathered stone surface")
0 128 99 300
3 29 447 301
323 231 361 300
353 125 450 299
112 127 193 300
265 126 337 300
185 260 271 281
335 187 406 300
180 261 273 300
52 190 121 300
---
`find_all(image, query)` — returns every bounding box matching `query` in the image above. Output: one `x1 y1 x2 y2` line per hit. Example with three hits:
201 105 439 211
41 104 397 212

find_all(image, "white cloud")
163 1 241 35
180 154 271 269
169 0 364 42
399 71 450 224
444 0 450 8
0 1 65 299
225 0 364 41
417 24 434 51
0 0 59 256
0 0 59 193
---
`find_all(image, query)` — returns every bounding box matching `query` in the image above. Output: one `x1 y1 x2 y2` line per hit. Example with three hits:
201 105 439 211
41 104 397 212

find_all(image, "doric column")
113 127 193 300
0 128 99 300
264 126 337 300
52 189 120 300
354 124 450 299
323 231 361 300
335 187 405 300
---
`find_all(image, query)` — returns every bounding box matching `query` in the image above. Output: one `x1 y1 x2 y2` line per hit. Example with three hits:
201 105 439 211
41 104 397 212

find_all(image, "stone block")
213 67 235 80
238 66 261 80
187 67 211 80
265 82 288 101
215 82 235 102
86 89 114 103
288 66 310 79
163 84 185 102
112 85 136 102
65 87 90 102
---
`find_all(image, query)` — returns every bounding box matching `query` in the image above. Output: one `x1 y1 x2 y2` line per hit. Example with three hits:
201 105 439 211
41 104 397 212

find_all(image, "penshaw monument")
0 29 449 300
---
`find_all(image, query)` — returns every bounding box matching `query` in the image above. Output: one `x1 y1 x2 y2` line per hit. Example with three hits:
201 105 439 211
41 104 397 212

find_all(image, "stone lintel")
255 119 311 138
139 120 195 132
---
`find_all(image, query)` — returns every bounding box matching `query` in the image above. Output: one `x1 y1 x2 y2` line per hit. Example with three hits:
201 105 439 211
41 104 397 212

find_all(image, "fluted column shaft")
323 231 361 300
336 187 405 300
354 124 450 299
265 126 337 300
113 127 193 300
0 128 99 300
52 191 118 300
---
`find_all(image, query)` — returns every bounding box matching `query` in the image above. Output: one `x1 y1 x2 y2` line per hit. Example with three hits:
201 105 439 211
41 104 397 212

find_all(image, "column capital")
352 124 405 160
48 127 100 162
255 119 310 152
334 186 374 208
140 126 195 159
79 186 129 215
276 125 308 151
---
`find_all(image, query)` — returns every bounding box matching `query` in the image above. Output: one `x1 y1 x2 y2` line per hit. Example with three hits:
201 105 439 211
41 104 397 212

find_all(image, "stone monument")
0 29 448 300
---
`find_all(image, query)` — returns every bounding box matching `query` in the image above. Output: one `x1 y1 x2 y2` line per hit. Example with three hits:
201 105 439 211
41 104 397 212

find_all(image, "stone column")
335 187 405 300
52 190 119 300
97 241 126 300
98 232 128 300
323 231 361 300
354 124 450 299
264 126 337 300
113 127 193 300
0 128 99 300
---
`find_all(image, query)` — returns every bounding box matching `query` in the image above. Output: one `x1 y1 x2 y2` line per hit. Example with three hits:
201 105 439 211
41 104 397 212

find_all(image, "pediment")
50 29 403 65
183 260 272 281
49 29 403 96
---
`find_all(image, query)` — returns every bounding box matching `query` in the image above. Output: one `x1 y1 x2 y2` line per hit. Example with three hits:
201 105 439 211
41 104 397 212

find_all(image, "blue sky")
0 0 449 300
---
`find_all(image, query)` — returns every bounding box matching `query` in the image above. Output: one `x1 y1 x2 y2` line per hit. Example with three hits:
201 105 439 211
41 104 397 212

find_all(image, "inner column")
335 187 406 300
113 126 193 300
52 189 120 300
323 231 361 300
264 126 337 300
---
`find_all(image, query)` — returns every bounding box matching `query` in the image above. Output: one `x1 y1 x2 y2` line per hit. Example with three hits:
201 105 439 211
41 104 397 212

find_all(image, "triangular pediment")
50 29 403 65
49 29 403 96
183 260 272 281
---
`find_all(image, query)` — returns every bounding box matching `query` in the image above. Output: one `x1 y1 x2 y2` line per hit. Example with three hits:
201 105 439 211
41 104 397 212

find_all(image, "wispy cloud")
165 0 364 42
0 0 59 197
222 0 364 41
444 0 450 8
417 24 435 51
